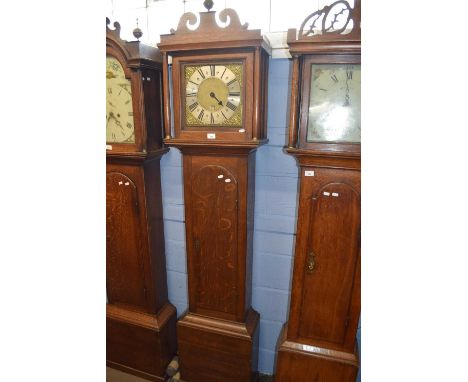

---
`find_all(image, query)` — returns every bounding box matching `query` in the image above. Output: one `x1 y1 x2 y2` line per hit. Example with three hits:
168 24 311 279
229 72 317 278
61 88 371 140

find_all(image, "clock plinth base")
275 324 359 382
177 309 260 382
106 303 177 381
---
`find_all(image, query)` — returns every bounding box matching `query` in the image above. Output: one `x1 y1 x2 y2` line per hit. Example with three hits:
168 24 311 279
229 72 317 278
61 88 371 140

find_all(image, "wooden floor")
106 367 153 382
106 367 274 382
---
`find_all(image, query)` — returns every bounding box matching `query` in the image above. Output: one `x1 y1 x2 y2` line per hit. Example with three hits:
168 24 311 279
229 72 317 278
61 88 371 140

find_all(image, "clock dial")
106 56 135 143
185 63 243 127
307 64 361 143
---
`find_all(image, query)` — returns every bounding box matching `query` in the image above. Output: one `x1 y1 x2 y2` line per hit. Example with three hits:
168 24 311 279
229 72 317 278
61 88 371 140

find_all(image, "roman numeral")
227 79 237 87
197 69 205 79
331 74 338 83
107 88 112 94
189 80 199 86
198 109 205 121
226 102 237 111
221 68 227 79
210 113 214 124
189 102 199 112
221 111 228 120
210 65 216 76
347 71 353 80
186 91 197 97
229 92 240 97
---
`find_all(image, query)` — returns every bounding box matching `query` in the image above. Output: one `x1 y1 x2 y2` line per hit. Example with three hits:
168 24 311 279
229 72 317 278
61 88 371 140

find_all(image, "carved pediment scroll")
300 0 359 38
170 8 249 35
287 0 360 54
106 17 123 42
158 2 269 53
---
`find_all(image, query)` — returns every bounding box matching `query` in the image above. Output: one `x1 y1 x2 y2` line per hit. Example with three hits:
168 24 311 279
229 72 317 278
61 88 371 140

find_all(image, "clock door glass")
184 63 243 127
307 64 361 143
106 56 135 143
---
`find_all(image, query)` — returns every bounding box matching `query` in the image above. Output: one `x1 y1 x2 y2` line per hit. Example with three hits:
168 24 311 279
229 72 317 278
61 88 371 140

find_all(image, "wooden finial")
203 0 214 11
133 18 143 40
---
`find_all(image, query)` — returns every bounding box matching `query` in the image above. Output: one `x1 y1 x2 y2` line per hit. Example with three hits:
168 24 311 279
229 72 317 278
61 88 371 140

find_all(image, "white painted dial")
106 56 135 143
307 64 361 143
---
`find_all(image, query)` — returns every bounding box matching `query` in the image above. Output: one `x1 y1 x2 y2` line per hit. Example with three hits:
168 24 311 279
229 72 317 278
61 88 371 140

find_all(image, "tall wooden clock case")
106 19 177 381
275 2 361 381
158 2 270 381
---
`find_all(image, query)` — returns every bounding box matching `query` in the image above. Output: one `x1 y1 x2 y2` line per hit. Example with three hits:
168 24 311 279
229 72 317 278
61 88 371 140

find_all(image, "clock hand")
209 92 223 106
108 113 125 134
108 111 123 128
344 78 351 106
118 83 132 95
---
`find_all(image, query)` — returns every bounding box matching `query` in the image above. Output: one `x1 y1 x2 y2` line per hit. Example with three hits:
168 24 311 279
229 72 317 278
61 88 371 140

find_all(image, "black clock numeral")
226 101 237 111
347 71 353 80
189 80 200 86
227 79 237 87
210 113 214 124
210 65 216 76
197 69 205 79
198 109 205 121
189 102 199 112
186 92 197 97
220 68 227 79
107 88 112 94
221 111 228 120
331 74 338 83
112 132 116 139
229 91 240 97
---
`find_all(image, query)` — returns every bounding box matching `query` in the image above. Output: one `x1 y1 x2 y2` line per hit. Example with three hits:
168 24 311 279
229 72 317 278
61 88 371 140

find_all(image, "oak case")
275 2 361 381
158 4 270 381
106 19 177 381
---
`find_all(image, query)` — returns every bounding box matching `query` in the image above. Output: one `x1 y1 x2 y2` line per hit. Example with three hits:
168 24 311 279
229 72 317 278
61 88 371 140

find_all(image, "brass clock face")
307 63 361 143
106 56 135 144
184 63 243 127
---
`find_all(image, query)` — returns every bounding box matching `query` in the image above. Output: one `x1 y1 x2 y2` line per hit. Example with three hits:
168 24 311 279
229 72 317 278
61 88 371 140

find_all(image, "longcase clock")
275 2 361 381
106 18 177 381
158 2 270 381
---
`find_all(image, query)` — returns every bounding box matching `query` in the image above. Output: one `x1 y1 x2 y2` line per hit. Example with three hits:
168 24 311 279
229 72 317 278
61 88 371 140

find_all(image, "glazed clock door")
296 170 360 351
106 171 146 308
190 163 239 320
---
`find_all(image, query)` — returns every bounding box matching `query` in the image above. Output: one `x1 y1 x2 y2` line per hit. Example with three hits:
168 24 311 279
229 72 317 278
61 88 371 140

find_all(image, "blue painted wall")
160 58 361 378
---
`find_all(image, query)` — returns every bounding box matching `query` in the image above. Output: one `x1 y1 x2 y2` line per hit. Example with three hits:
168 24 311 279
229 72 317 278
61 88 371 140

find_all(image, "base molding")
177 309 260 382
106 303 177 381
275 324 359 382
